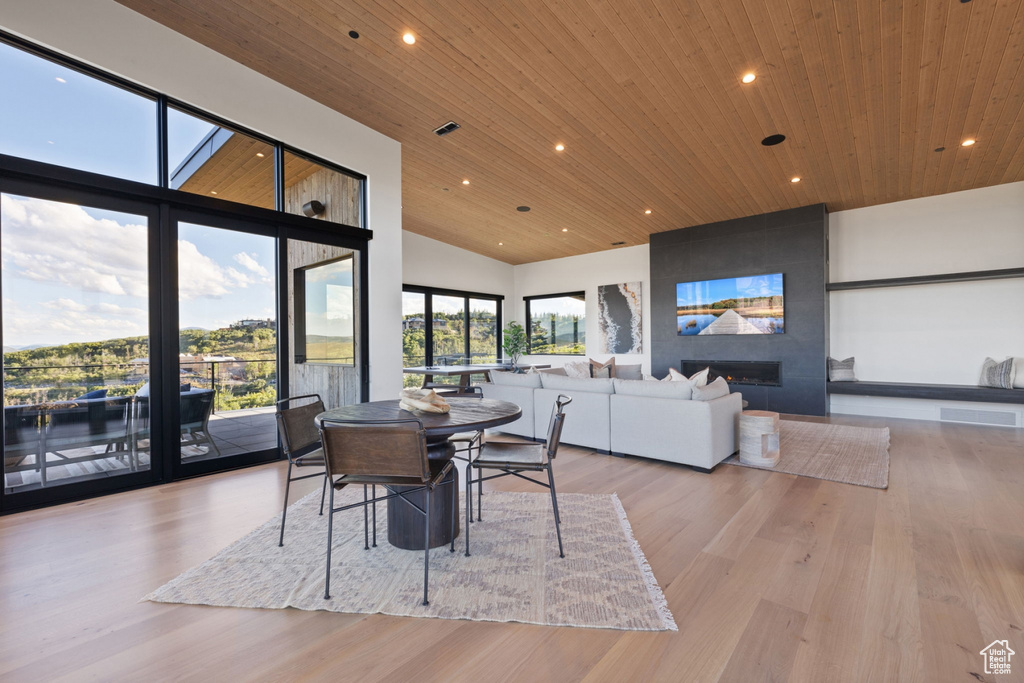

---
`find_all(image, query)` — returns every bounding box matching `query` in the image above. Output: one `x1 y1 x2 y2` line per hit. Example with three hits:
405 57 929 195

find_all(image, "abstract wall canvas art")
597 282 642 353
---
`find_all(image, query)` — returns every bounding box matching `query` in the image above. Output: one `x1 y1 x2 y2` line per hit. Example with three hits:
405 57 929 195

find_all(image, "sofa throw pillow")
539 373 615 394
589 357 616 379
539 366 568 376
979 357 1014 389
490 370 543 388
692 377 730 401
616 364 643 381
613 378 693 399
828 357 857 382
563 361 591 379
664 366 709 387
1012 357 1024 389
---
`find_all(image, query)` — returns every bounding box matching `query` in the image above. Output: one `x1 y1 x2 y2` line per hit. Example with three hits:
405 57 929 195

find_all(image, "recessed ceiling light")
442 187 450 192
498 242 503 246
934 146 946 152
790 177 801 183
516 206 531 212
644 209 652 215
741 73 756 84
562 228 568 232
612 241 626 246
961 138 976 147
55 77 66 83
462 179 470 185
761 134 786 146
555 143 565 152
348 30 360 39
256 152 265 157
402 32 416 45
47 140 54 144
210 191 218 195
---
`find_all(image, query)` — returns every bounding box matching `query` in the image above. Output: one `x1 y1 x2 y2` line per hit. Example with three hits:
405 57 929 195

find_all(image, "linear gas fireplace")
681 360 782 387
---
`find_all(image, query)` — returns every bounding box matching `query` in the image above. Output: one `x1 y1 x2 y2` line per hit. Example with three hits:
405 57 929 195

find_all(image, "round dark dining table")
315 397 522 549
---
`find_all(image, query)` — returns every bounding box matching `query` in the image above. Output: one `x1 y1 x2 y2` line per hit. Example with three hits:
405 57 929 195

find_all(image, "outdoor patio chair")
179 389 220 459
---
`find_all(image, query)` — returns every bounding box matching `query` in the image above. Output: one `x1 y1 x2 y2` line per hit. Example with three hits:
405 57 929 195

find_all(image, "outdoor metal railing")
3 359 279 414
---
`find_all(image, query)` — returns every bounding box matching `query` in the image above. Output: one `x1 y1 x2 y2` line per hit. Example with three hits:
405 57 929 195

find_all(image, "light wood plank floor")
1 415 1022 682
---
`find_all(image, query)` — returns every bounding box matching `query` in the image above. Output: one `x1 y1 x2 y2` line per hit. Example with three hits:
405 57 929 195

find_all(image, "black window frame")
0 32 373 513
524 291 587 356
0 30 368 217
293 254 357 366
402 285 503 366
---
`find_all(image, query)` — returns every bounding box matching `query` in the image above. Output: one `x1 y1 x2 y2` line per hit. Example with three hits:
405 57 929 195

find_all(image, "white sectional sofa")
480 371 743 471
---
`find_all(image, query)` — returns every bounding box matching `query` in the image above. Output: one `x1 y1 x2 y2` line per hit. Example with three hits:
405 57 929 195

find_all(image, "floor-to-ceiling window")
0 33 369 511
401 286 502 386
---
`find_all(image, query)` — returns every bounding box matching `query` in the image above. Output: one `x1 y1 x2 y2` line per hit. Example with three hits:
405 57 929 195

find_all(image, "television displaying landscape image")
676 273 784 335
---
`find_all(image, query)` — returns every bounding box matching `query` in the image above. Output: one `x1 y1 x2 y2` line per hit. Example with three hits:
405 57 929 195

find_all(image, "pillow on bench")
980 357 1014 389
828 356 857 382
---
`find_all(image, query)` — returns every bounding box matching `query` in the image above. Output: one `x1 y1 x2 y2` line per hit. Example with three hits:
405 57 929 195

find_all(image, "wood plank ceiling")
115 0 1024 265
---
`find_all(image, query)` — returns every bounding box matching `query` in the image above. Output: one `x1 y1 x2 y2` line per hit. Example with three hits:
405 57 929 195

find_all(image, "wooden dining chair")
319 418 456 606
464 394 572 559
275 394 328 547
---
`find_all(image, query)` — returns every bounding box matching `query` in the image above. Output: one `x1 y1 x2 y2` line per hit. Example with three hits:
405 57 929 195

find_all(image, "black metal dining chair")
464 394 571 558
319 418 456 606
275 394 328 547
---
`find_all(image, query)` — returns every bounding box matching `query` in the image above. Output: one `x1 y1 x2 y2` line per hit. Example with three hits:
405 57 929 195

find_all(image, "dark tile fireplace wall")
650 204 829 415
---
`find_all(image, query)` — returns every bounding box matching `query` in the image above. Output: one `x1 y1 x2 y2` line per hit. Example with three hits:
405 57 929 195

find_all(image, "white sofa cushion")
479 382 537 438
693 377 730 401
540 373 614 394
534 387 611 451
490 370 542 388
613 378 693 399
610 392 741 468
616 364 643 380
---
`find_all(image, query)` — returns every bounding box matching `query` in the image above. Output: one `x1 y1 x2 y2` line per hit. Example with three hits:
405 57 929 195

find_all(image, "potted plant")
501 321 528 373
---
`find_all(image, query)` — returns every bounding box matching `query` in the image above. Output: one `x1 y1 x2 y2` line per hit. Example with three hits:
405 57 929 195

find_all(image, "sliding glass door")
172 212 280 477
1 185 158 502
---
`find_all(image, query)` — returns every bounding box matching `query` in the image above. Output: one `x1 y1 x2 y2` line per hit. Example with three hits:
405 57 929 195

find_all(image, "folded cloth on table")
399 388 450 414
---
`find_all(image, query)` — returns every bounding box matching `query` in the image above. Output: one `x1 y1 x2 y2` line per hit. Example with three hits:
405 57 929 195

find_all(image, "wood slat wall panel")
114 0 1024 264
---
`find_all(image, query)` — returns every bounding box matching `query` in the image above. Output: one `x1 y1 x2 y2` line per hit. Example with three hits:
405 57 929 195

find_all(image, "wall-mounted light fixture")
303 200 326 217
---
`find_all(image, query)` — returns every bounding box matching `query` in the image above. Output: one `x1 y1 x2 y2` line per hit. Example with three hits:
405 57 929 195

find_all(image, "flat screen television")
676 273 784 336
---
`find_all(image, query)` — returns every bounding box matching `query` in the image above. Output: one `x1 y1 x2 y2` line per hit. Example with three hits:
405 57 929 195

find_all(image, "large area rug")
723 418 890 489
145 489 677 631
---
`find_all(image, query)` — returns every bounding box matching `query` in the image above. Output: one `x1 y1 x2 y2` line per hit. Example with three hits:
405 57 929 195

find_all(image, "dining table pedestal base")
386 443 460 550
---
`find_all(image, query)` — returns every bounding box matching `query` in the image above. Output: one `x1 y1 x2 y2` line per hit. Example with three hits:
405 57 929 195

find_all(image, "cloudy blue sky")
0 41 282 348
1 195 276 348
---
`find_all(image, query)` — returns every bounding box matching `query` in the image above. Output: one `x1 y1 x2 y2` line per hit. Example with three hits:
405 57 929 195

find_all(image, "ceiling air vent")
433 121 461 136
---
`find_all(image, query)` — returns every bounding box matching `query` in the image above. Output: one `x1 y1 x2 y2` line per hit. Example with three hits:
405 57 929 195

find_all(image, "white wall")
514 245 651 375
0 0 404 399
402 232 515 301
829 181 1024 386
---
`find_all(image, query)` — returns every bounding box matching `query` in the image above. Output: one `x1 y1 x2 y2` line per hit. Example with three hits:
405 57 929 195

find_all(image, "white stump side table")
739 410 780 467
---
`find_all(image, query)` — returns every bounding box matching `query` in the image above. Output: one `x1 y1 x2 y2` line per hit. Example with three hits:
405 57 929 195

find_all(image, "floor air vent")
939 407 1017 427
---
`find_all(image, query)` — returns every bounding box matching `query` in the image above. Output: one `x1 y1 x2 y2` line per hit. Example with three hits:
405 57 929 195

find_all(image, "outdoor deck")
3 406 278 492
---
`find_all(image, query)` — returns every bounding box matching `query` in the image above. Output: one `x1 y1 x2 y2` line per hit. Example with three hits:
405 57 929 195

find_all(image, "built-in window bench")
826 381 1024 404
